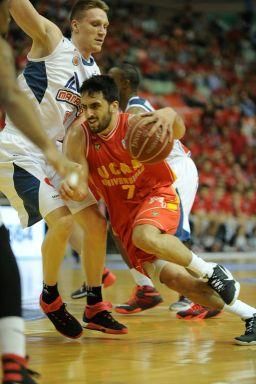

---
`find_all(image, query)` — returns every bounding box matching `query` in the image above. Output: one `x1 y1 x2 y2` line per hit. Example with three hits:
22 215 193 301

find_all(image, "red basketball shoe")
83 301 128 334
176 303 222 320
2 354 40 384
40 295 83 338
115 285 163 314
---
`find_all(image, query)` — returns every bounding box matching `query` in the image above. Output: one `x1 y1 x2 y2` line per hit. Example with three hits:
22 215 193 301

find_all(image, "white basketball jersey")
5 37 100 142
126 96 190 160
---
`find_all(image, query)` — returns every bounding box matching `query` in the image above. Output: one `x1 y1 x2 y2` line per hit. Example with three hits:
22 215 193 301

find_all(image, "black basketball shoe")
234 314 256 345
207 264 240 305
83 301 128 334
2 354 40 384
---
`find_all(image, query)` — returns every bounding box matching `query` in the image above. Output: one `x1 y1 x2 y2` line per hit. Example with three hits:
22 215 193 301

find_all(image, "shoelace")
102 311 121 325
190 303 204 311
245 317 255 334
51 304 74 323
210 278 225 292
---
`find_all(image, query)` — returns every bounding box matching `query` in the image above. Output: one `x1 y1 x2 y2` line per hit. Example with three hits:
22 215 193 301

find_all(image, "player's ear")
71 19 79 33
110 101 119 112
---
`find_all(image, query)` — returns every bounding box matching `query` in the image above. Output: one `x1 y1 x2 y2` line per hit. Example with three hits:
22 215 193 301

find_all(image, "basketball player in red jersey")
61 75 256 345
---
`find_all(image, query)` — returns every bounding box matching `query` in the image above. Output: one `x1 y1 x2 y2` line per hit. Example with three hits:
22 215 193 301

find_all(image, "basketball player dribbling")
62 75 256 346
108 64 209 317
0 0 128 338
71 63 219 320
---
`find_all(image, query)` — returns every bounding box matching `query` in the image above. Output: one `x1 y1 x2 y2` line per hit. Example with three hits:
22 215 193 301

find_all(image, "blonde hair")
70 0 109 23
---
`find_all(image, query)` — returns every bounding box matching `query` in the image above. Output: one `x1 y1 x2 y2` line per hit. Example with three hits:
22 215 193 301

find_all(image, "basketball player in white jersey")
0 0 128 337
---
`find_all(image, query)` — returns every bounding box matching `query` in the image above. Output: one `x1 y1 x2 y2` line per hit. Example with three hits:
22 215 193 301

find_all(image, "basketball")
125 114 174 164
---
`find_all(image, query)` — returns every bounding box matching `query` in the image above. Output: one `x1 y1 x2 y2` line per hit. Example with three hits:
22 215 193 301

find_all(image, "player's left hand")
138 107 178 142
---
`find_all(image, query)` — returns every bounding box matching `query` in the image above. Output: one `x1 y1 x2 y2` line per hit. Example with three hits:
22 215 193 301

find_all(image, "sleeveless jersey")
5 37 100 142
126 96 190 160
82 113 176 231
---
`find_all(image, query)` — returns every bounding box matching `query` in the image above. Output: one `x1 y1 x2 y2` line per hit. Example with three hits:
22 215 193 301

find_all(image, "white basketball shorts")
0 131 96 228
168 155 198 241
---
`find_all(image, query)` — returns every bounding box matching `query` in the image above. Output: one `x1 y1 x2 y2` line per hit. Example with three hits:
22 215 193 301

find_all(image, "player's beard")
88 108 112 134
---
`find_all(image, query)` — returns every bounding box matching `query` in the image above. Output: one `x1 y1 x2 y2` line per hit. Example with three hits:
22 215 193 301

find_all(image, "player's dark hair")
116 63 141 91
80 75 119 103
70 0 109 23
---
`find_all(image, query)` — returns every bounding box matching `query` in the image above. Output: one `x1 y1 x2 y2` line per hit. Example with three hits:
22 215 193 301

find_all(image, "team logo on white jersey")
72 55 80 66
56 72 82 115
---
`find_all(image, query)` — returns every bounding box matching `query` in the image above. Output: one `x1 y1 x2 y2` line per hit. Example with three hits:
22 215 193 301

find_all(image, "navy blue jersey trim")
24 61 47 103
82 56 95 66
13 163 42 227
175 189 191 242
128 98 153 112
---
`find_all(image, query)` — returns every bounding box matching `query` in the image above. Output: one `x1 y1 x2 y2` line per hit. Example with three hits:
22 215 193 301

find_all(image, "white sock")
187 252 216 278
224 300 256 320
0 317 25 356
130 268 154 287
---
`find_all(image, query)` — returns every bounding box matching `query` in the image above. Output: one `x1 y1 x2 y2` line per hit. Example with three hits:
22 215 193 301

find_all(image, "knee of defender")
132 226 155 252
53 215 74 237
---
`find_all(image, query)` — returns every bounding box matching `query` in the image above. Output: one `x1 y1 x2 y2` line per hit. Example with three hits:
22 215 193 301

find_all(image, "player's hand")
59 162 88 202
139 108 178 143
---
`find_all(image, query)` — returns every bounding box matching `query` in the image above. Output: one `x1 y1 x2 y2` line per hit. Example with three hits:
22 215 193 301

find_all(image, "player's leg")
132 187 240 306
69 222 116 299
112 228 163 314
0 158 83 339
144 260 256 344
0 223 39 383
67 200 127 335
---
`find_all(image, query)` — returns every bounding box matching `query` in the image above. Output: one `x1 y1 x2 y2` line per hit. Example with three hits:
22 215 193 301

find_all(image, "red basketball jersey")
82 112 176 231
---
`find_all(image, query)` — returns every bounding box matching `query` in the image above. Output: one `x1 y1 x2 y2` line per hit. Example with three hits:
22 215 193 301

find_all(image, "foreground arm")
0 37 83 184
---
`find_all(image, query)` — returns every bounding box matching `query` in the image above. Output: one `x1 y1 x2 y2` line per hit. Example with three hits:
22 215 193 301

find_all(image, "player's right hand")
59 162 88 202
138 107 177 143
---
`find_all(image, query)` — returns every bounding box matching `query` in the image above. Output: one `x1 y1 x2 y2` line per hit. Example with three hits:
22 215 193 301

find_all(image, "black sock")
42 282 59 304
86 286 102 306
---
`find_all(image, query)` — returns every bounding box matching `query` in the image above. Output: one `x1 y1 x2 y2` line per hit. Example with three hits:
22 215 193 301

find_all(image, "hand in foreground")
59 161 88 202
136 108 182 142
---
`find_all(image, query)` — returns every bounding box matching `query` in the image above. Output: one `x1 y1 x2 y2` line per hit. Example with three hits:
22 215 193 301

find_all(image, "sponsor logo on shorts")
51 194 60 199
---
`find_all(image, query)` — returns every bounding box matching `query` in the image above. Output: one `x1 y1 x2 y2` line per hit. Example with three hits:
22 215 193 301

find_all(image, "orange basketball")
125 114 174 164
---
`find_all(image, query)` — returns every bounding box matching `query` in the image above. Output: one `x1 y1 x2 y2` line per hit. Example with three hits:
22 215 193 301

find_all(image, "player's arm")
0 37 58 160
0 37 83 183
9 0 62 56
60 122 89 201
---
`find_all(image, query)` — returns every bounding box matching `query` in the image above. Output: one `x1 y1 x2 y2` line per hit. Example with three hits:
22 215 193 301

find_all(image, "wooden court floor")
17 267 256 383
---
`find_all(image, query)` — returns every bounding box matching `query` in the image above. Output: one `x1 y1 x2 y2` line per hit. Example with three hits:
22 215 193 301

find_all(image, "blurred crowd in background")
1 0 256 252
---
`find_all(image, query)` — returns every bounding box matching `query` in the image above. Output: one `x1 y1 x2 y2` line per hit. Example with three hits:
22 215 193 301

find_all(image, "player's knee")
51 215 74 238
132 225 156 253
80 210 107 237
